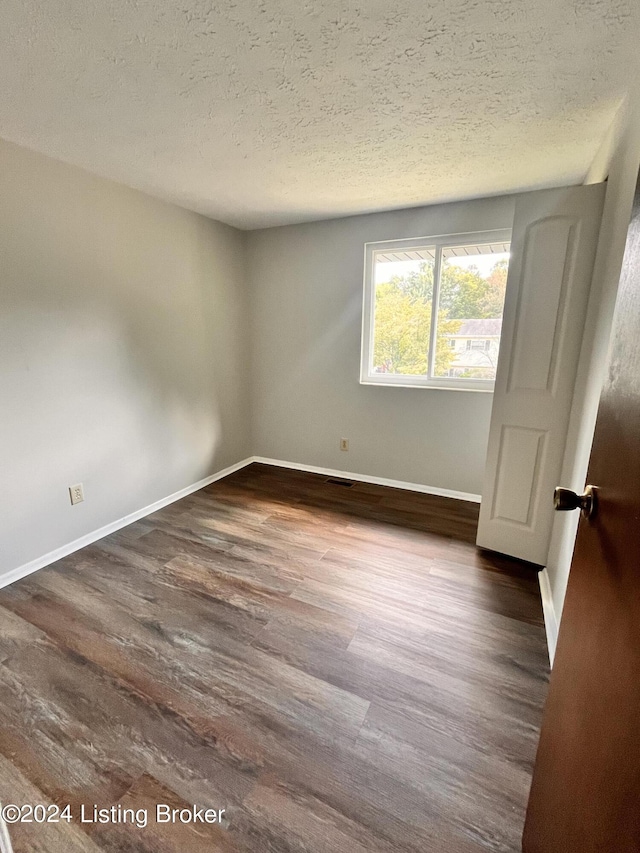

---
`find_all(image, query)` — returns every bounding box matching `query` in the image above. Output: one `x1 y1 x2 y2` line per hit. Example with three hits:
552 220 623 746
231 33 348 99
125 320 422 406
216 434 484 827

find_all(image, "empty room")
1 1 639 851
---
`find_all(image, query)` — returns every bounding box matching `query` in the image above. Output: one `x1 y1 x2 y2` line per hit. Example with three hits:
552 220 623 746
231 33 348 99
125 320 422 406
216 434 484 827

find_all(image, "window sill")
360 380 495 393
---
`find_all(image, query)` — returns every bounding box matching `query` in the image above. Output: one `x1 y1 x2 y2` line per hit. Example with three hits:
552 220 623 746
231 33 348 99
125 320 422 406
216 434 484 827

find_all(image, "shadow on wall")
0 189 246 574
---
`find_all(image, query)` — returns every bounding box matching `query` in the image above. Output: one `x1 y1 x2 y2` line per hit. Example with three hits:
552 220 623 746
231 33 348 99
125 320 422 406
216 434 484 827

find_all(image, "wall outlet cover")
69 483 84 505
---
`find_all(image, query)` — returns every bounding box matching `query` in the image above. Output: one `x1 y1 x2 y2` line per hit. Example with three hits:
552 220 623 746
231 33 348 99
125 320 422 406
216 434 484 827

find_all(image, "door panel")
492 426 545 525
477 184 605 564
507 217 576 393
523 173 640 852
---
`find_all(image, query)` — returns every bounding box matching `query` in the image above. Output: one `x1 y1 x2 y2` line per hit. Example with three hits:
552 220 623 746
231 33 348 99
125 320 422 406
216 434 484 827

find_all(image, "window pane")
434 243 510 381
371 248 435 376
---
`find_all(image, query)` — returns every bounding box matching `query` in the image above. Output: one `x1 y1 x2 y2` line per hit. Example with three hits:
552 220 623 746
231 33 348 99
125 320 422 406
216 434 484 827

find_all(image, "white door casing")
477 183 606 565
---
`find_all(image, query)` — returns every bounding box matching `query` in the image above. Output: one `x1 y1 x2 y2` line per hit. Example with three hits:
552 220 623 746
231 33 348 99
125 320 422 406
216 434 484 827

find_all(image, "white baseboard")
0 457 254 592
250 456 482 503
1 454 480 593
538 567 559 666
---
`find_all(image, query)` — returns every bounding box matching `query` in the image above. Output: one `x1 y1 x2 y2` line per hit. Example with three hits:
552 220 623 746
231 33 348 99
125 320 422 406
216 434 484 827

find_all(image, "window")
468 339 490 351
360 230 511 389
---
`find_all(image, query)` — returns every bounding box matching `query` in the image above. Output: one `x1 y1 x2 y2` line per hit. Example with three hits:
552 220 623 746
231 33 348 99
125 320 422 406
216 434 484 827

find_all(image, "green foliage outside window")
373 258 508 376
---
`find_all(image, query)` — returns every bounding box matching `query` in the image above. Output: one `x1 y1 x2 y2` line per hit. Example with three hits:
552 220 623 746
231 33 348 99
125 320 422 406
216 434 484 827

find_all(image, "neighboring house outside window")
444 318 502 380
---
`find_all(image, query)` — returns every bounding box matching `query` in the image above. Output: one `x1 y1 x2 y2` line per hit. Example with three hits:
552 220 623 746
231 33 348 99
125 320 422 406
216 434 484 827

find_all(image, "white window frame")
360 228 511 391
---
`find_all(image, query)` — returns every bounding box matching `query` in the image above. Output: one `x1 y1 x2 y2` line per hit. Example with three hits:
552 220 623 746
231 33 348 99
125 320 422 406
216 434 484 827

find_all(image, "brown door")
523 173 640 852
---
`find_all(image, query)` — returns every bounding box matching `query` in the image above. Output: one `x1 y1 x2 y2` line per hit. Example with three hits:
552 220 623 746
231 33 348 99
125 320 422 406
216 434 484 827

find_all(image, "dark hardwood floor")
0 463 549 852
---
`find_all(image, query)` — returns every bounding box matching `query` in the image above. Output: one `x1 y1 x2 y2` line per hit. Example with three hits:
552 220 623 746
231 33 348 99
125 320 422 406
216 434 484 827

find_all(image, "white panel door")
477 183 605 565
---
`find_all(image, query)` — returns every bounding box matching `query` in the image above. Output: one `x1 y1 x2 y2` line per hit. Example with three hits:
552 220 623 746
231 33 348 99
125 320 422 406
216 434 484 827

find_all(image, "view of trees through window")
372 243 510 381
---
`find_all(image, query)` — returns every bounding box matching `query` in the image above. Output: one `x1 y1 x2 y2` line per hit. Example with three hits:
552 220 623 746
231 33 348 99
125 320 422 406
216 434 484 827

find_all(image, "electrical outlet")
340 438 349 451
69 483 84 505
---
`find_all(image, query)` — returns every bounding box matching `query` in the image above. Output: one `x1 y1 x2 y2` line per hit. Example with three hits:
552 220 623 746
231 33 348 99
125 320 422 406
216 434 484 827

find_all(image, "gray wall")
544 101 640 655
0 139 250 579
246 197 517 496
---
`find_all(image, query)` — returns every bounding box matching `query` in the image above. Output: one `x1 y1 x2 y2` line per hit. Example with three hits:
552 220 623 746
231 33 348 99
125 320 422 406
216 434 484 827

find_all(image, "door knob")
553 485 598 520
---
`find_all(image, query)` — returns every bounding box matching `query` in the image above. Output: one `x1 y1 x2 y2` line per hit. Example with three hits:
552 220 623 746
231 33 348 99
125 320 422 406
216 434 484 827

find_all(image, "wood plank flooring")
0 463 549 852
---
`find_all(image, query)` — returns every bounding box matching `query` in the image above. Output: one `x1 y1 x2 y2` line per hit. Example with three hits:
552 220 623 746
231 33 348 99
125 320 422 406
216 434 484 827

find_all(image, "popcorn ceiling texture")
0 0 637 229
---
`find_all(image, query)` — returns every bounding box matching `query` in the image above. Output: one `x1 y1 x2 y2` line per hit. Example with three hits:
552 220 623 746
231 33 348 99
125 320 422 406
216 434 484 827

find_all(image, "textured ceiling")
0 0 637 229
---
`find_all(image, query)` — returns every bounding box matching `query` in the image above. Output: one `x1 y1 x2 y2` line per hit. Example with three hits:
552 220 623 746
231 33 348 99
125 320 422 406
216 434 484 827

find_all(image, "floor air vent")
325 477 354 488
